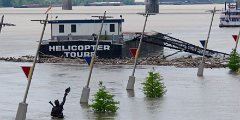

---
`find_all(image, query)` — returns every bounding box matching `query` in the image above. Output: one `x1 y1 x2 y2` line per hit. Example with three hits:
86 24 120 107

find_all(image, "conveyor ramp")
133 32 229 59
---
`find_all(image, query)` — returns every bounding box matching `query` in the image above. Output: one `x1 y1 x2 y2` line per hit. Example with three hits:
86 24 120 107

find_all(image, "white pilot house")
49 19 124 41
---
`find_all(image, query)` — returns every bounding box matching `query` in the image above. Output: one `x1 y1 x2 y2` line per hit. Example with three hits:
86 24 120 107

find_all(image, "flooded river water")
1 4 240 120
1 62 240 120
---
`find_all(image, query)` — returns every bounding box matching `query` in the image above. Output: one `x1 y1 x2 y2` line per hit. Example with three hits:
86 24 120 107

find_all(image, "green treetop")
227 49 240 72
90 81 119 113
142 70 167 98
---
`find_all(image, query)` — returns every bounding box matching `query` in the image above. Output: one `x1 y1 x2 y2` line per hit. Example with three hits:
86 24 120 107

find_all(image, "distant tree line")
0 0 135 7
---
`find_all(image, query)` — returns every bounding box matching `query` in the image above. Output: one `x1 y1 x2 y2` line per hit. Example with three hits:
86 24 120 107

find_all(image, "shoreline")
0 55 228 68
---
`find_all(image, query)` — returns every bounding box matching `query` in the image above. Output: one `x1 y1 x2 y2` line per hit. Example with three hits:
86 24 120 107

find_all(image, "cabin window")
71 24 76 33
59 25 64 33
110 24 115 32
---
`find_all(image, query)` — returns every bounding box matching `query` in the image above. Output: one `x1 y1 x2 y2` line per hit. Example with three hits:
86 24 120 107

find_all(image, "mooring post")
80 11 106 104
62 0 72 10
0 15 4 33
126 11 151 90
145 0 159 13
197 7 215 76
15 14 48 120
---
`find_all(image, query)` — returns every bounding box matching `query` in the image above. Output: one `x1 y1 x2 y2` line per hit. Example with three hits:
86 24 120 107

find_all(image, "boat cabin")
219 2 240 27
48 19 124 41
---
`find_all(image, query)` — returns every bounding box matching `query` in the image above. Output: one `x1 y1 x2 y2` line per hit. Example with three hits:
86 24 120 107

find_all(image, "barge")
219 2 240 27
39 16 125 59
36 15 164 59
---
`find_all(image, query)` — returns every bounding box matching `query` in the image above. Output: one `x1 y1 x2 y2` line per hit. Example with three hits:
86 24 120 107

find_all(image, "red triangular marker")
21 66 31 78
232 35 238 42
129 48 137 57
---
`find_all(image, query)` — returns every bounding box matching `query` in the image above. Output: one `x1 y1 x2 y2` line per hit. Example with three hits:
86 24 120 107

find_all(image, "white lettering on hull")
49 46 55 51
104 45 110 50
64 52 95 58
62 46 70 51
49 44 112 58
49 45 111 52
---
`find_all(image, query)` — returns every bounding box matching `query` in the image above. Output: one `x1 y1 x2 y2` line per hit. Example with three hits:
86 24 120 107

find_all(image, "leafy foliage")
227 49 240 72
90 81 119 113
142 70 167 98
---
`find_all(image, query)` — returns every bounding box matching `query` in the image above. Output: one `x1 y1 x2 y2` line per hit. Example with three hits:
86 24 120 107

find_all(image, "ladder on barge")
132 32 230 59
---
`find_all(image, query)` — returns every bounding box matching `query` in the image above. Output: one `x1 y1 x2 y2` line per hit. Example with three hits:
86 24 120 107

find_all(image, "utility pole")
126 11 155 90
15 14 48 120
80 11 107 104
197 7 216 76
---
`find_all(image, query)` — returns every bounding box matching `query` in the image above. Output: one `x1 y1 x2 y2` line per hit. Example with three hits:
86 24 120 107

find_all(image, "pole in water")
126 11 153 90
15 14 49 120
80 11 106 104
0 15 4 33
197 7 215 76
233 25 240 53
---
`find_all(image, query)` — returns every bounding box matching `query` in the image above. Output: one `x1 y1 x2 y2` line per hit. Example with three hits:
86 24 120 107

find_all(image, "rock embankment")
0 55 228 68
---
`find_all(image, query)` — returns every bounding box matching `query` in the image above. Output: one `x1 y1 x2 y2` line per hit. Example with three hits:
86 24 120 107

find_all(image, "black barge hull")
39 40 122 59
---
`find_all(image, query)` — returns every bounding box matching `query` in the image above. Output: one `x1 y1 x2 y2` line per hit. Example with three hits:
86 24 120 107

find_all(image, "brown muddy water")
1 62 240 120
1 4 240 120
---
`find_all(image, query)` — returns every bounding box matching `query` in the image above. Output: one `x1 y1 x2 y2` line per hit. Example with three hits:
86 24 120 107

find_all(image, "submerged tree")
90 81 119 113
227 49 240 72
142 70 167 98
